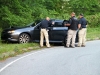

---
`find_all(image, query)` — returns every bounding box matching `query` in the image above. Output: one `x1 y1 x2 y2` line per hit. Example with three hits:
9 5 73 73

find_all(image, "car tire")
18 33 30 43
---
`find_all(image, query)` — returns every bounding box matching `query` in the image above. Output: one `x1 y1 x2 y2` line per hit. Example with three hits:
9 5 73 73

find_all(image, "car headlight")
8 30 15 33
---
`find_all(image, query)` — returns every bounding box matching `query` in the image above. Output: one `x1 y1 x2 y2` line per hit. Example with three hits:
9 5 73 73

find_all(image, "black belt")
81 26 86 28
41 28 47 29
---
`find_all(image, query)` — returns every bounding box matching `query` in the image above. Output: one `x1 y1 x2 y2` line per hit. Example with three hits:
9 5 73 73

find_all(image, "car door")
33 23 41 42
50 21 68 42
33 22 53 42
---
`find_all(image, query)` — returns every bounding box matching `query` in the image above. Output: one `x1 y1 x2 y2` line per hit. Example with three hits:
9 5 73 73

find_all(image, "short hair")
71 12 75 15
80 13 84 16
46 17 50 20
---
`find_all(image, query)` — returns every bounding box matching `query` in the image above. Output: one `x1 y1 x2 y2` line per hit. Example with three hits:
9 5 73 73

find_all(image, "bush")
0 2 33 29
86 13 100 27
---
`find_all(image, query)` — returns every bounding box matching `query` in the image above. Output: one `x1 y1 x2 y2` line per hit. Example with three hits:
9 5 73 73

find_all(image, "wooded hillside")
0 0 100 28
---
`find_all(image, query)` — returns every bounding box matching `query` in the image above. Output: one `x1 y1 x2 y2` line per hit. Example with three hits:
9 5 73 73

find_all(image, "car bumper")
1 32 19 42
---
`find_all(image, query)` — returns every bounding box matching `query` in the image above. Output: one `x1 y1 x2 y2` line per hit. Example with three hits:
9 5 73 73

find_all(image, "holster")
79 27 82 30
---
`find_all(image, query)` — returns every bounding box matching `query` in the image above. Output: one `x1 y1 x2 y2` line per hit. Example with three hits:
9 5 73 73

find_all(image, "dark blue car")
1 19 78 44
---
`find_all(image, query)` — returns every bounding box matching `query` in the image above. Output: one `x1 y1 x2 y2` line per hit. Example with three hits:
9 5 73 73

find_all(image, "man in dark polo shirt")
65 12 78 48
40 17 54 48
77 14 87 47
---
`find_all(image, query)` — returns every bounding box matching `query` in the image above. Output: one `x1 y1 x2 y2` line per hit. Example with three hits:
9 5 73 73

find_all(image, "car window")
54 22 63 27
34 22 41 29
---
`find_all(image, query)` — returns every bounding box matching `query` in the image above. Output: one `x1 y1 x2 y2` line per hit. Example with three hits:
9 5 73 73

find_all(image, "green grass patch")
0 43 40 60
87 27 100 40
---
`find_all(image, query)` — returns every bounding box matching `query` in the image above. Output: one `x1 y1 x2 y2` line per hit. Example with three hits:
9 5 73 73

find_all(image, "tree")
68 0 100 15
0 0 100 28
0 0 33 28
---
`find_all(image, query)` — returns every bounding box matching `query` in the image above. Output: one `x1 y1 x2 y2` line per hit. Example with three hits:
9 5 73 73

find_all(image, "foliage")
68 0 100 15
86 13 100 27
0 0 33 28
0 0 100 28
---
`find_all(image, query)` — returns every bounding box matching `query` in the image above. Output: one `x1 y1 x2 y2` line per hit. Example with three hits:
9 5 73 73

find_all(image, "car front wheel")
18 33 30 43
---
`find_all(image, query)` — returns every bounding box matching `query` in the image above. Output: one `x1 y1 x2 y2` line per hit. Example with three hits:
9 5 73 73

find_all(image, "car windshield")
27 20 42 27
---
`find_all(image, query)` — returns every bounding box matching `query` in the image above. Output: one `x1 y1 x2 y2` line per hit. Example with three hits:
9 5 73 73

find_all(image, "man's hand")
64 23 70 26
78 24 81 29
64 24 67 26
52 22 54 25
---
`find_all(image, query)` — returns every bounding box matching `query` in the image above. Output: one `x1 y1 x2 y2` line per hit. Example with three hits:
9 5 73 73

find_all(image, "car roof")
35 19 64 24
51 19 64 22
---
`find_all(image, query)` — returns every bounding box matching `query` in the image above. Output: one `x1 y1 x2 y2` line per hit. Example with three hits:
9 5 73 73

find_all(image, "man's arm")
64 23 70 26
64 19 71 27
48 20 54 26
78 19 82 29
78 24 81 29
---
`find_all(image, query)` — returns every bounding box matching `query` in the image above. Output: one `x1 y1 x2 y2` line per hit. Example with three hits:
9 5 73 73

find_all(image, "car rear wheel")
18 33 30 43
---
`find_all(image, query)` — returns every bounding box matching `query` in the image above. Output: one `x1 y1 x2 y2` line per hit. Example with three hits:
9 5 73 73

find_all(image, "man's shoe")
76 45 81 47
81 45 86 47
47 46 51 48
66 44 69 48
40 46 43 48
71 45 75 48
47 45 51 48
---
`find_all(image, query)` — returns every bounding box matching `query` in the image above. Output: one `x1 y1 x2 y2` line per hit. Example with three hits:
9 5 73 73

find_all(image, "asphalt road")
0 40 100 75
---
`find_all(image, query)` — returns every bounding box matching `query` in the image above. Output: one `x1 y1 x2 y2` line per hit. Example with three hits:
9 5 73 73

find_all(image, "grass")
0 43 40 60
87 27 100 41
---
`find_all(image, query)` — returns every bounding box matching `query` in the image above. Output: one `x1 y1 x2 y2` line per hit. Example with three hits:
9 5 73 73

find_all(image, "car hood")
2 26 34 31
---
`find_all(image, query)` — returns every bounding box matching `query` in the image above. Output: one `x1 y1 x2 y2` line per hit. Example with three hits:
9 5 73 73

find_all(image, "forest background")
0 0 100 28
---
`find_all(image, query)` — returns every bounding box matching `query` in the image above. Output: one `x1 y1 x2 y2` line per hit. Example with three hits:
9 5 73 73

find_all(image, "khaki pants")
40 29 50 47
66 29 77 46
78 28 87 46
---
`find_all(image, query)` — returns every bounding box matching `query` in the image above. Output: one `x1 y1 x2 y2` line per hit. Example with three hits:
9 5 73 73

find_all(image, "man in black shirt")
77 14 87 47
65 12 78 48
40 17 54 48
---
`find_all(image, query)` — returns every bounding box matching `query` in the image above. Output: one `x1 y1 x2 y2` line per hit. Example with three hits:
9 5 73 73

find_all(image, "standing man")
40 17 54 48
77 14 87 47
65 12 78 48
